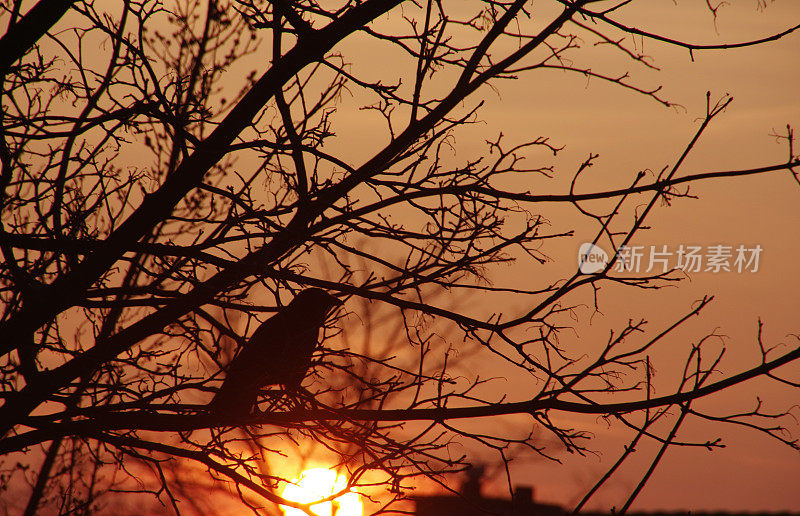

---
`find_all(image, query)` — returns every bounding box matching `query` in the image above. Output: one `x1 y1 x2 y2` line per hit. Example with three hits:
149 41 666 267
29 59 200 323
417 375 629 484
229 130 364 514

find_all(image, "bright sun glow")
281 468 362 516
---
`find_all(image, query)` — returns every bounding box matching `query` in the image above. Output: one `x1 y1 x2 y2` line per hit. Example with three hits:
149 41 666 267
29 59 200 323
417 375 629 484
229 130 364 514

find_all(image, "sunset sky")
430 2 800 511
330 0 800 511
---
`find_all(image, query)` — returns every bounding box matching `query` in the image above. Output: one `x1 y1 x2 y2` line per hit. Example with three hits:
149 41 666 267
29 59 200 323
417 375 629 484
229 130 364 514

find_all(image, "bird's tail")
208 384 254 416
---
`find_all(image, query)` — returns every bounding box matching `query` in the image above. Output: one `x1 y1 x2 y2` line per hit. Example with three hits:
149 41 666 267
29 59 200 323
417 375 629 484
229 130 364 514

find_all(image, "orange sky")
324 1 800 511
454 2 800 511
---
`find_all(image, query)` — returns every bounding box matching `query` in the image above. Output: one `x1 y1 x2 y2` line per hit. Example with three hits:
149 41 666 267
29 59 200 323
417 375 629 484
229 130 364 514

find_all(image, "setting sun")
281 469 362 516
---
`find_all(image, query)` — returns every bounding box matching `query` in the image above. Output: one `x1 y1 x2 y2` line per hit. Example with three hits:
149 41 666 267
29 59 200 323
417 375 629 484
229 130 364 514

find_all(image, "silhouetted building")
411 467 800 516
413 466 563 516
414 486 564 516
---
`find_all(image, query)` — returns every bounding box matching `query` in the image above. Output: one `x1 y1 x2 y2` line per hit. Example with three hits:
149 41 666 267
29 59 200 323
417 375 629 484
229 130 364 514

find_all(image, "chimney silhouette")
514 485 534 506
460 464 486 500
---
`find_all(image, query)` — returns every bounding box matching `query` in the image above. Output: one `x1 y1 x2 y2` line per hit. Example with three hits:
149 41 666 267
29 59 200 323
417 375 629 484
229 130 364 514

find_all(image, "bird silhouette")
210 288 342 415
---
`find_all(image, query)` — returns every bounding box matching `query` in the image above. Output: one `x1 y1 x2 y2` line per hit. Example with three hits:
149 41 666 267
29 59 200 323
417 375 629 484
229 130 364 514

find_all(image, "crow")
210 288 342 415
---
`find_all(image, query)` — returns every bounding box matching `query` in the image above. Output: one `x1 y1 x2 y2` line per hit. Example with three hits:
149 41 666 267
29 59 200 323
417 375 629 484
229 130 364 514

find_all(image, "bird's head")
289 288 343 321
